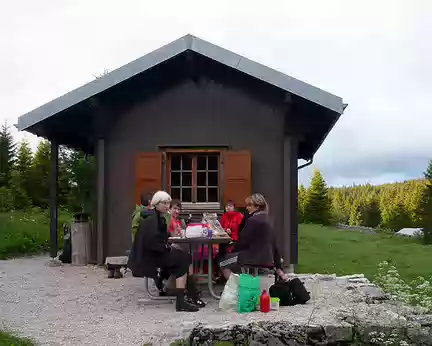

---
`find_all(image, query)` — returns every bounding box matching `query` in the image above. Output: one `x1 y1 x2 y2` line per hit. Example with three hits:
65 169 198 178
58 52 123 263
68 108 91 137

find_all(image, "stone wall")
185 274 432 345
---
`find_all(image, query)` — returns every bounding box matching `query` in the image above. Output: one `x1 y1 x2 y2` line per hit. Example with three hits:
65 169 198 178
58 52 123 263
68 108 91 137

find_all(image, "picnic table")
168 236 232 299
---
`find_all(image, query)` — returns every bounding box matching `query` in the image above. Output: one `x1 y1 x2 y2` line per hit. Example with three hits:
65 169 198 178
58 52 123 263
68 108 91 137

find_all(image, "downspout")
298 158 313 170
284 157 314 274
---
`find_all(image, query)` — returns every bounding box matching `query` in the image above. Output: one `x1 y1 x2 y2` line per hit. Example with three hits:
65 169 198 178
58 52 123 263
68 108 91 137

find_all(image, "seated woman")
128 191 201 312
218 193 289 282
166 199 206 307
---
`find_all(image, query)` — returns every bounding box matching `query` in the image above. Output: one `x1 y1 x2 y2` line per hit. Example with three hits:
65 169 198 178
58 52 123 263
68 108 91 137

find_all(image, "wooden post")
49 140 59 258
96 138 105 265
283 137 299 267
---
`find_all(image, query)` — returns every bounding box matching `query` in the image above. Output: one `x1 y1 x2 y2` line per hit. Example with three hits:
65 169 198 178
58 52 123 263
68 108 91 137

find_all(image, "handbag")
238 274 261 313
269 277 310 306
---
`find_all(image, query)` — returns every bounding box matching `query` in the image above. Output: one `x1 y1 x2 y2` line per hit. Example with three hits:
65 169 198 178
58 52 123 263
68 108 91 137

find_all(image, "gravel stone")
1 256 430 345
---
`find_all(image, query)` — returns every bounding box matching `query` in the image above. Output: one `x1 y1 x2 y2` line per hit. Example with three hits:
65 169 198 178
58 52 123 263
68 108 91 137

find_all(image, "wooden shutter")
223 151 252 208
135 152 162 204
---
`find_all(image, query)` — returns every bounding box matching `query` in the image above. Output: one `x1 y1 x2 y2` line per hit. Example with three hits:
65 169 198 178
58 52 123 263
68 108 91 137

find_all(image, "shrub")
374 261 432 312
0 210 70 259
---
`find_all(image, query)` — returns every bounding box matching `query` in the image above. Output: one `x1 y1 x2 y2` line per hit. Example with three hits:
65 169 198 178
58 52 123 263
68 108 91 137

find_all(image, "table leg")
207 244 220 299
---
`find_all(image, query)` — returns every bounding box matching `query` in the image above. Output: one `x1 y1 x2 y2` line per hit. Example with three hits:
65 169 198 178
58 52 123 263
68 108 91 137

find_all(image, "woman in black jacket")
128 191 200 312
218 193 289 281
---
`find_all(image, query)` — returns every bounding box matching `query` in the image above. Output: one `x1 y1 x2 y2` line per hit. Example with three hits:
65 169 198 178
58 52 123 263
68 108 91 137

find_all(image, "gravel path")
0 256 397 346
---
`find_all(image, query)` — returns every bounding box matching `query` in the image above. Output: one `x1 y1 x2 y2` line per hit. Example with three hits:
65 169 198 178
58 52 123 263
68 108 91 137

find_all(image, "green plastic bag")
238 273 261 313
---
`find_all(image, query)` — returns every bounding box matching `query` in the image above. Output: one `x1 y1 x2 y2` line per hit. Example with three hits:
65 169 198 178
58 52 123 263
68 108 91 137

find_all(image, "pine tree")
425 160 432 180
304 169 331 225
30 140 51 208
0 122 16 187
348 199 363 226
362 196 381 228
298 184 307 223
10 139 34 209
422 160 432 244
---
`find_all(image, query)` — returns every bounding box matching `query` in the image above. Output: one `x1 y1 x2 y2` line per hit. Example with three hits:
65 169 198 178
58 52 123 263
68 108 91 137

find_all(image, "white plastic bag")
219 273 240 311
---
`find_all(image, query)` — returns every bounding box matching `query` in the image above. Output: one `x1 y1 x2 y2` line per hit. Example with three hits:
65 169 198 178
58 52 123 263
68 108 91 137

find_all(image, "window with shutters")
168 153 220 203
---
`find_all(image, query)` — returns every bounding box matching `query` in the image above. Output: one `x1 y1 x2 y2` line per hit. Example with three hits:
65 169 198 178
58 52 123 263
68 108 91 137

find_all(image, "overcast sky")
1 0 431 187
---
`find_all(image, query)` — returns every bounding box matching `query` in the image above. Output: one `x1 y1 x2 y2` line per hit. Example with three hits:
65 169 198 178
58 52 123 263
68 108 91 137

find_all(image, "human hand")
226 228 232 235
276 269 290 282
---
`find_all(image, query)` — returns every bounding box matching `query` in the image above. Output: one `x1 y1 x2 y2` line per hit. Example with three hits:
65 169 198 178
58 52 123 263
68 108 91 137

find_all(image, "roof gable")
16 34 345 131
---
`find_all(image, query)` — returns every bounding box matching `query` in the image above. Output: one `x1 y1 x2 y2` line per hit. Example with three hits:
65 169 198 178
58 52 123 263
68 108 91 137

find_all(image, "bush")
374 261 432 312
0 210 70 259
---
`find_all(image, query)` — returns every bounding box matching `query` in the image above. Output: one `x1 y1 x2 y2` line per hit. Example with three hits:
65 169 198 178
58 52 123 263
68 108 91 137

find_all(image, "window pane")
182 188 192 202
171 188 181 200
182 172 192 186
197 155 207 170
197 172 206 187
208 155 218 170
171 172 180 187
197 188 207 202
208 188 218 202
182 155 192 170
171 154 181 170
208 172 218 186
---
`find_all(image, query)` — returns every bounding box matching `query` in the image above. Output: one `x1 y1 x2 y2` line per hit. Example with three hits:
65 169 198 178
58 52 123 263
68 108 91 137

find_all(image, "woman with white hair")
218 193 289 281
128 190 200 312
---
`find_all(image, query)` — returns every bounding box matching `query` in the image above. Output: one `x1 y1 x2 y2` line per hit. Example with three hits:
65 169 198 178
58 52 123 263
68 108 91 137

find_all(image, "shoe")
186 295 206 308
175 289 199 312
186 275 206 308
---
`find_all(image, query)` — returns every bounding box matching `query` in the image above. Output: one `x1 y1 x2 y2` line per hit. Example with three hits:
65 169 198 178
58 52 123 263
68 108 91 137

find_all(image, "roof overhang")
16 34 345 133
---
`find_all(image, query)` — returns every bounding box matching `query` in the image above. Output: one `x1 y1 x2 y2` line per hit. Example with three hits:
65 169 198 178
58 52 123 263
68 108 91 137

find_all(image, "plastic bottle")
260 289 271 313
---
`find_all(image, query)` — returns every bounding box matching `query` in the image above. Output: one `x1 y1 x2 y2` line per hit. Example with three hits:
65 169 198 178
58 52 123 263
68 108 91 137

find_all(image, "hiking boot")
186 275 206 308
175 289 199 312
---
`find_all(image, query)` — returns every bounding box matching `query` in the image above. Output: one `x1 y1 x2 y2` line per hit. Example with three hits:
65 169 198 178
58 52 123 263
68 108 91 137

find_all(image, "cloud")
0 0 431 185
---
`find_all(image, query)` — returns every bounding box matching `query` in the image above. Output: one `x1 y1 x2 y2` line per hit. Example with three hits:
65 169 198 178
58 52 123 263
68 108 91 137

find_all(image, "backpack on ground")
269 277 310 306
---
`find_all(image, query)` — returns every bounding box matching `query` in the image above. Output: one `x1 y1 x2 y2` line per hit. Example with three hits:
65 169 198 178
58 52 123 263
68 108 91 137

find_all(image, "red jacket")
220 211 244 241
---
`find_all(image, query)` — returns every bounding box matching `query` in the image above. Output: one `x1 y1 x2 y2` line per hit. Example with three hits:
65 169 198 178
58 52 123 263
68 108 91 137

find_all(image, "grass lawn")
0 331 35 346
0 209 71 260
298 223 432 281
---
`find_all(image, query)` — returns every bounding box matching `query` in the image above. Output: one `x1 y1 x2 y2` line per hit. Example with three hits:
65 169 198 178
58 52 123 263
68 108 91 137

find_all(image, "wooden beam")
283 136 299 266
49 140 59 258
96 138 105 265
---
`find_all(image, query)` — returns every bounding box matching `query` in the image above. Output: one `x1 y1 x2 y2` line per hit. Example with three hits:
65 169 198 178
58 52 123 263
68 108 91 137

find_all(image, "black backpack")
269 277 310 306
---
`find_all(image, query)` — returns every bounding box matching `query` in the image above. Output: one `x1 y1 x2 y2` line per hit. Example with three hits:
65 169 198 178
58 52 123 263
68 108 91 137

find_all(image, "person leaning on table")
218 193 290 282
128 190 202 312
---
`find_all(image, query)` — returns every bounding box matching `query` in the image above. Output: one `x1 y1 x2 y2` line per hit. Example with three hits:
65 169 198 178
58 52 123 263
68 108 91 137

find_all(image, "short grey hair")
150 190 172 208
245 193 269 213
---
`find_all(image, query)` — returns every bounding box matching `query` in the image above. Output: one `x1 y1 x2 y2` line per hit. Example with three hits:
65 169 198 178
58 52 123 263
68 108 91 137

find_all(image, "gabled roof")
16 34 345 131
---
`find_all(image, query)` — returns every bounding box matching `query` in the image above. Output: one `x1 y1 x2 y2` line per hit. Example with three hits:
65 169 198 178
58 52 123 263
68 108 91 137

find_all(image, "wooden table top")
168 236 232 244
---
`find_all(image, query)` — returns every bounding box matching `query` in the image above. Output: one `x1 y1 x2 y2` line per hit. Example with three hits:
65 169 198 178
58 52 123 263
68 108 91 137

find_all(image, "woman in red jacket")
220 200 244 242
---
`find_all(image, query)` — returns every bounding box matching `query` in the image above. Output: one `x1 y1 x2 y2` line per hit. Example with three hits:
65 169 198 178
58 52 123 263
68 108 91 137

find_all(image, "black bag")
58 223 72 264
269 277 310 306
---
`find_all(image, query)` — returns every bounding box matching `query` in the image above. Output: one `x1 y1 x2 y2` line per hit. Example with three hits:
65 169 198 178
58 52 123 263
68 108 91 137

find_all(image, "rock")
347 278 370 284
357 285 389 303
411 315 432 327
338 274 365 280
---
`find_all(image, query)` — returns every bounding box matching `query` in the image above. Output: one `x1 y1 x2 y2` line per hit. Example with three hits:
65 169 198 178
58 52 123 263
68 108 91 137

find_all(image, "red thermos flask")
260 289 271 313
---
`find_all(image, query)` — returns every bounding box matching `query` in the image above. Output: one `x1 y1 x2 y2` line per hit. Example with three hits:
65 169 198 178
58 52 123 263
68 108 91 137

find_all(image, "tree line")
299 162 432 242
0 123 95 214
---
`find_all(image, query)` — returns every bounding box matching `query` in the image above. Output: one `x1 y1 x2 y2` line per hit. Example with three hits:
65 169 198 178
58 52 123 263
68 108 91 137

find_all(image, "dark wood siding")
104 79 286 256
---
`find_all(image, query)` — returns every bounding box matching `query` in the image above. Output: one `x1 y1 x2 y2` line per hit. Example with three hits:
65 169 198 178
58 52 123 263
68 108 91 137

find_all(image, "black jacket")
235 211 282 269
128 210 171 278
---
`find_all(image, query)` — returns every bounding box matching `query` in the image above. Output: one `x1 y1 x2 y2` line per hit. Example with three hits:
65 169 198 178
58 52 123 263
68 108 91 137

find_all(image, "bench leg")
144 277 175 301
